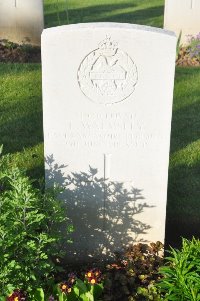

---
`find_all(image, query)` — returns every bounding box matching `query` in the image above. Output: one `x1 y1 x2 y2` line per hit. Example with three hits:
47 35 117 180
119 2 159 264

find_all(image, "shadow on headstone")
45 154 154 263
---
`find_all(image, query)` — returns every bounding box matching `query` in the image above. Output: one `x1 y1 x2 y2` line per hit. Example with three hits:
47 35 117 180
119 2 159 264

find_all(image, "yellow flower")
90 279 96 284
67 288 72 293
14 298 19 301
87 272 92 277
62 284 67 290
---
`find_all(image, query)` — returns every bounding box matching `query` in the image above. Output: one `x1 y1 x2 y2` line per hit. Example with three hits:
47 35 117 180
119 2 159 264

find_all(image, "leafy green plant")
62 269 103 301
158 237 200 301
56 270 103 301
0 39 18 50
0 148 73 295
103 242 164 301
136 284 163 301
3 270 103 301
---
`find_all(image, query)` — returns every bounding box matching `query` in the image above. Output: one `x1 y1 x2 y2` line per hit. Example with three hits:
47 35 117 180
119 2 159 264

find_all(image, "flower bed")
4 238 200 300
176 33 200 67
0 39 41 63
176 47 200 66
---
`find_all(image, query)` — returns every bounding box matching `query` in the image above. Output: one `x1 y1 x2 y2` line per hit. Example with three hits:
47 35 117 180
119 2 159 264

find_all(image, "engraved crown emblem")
78 36 138 104
98 36 118 56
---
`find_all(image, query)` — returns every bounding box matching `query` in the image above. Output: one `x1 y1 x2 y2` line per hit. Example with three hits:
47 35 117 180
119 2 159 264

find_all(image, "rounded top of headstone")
42 22 176 38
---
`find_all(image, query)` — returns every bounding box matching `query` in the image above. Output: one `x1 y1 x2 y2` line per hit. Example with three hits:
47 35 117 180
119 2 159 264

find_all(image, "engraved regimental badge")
77 36 138 105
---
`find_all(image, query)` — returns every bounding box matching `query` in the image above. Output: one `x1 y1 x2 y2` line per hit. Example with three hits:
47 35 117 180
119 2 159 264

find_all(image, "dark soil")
0 39 41 63
176 47 200 67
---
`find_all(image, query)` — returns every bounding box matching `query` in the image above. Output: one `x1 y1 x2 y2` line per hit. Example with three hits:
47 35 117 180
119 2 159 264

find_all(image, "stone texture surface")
42 23 176 263
0 0 44 45
164 0 200 44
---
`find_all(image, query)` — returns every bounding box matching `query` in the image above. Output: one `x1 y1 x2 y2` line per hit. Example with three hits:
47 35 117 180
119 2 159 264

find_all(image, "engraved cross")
103 154 112 229
77 154 112 230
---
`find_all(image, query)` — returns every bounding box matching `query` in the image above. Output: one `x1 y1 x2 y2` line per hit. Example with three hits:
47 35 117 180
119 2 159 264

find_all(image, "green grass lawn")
0 0 200 248
44 0 164 28
0 64 44 179
166 68 200 247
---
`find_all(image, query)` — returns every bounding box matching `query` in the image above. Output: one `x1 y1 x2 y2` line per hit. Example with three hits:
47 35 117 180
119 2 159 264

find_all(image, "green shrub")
0 147 73 295
158 237 200 301
103 242 164 301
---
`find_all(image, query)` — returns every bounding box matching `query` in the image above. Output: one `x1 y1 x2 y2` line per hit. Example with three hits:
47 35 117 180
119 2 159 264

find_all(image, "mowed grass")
0 64 44 179
0 0 200 247
44 0 164 28
166 68 200 247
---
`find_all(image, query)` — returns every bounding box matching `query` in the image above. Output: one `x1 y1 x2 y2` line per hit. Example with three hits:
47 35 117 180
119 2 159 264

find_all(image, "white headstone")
42 23 176 263
0 0 44 45
164 0 200 44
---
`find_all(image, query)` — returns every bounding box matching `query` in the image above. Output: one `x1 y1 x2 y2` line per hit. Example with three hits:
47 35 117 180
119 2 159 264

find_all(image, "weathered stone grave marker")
0 0 44 45
164 0 200 44
42 23 176 263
